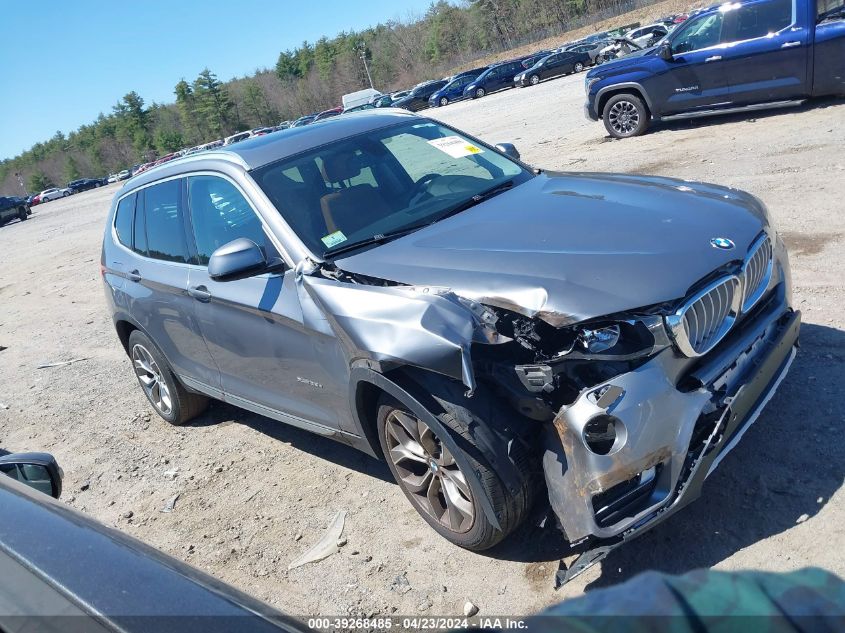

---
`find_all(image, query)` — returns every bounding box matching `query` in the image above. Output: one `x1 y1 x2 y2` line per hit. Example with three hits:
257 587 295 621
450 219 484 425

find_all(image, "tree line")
1 0 654 195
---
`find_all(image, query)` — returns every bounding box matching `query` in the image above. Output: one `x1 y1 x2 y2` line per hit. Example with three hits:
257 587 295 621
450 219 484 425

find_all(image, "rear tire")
63 192 69 197
602 93 649 139
375 384 535 551
18 208 28 221
574 62 584 72
127 330 208 426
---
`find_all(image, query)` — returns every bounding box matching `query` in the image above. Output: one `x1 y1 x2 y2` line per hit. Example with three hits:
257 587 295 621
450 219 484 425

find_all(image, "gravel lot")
1 73 843 618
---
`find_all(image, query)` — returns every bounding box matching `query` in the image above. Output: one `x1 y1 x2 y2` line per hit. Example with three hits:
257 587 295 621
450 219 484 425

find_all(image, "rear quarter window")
114 193 135 248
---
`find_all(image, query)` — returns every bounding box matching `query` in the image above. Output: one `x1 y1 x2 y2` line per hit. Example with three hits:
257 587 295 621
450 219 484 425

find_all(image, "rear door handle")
127 270 141 282
705 55 722 62
781 41 801 48
188 285 212 302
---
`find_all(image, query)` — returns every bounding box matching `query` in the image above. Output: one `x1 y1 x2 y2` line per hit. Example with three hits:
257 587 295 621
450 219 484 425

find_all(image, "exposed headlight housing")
561 315 671 361
578 325 621 353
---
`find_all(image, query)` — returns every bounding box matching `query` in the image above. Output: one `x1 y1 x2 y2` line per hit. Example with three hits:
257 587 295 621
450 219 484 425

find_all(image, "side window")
143 179 189 263
733 0 793 40
188 175 274 265
114 193 135 248
672 12 725 53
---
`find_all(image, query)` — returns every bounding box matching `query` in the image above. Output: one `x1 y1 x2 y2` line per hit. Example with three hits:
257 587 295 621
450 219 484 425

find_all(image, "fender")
595 81 656 114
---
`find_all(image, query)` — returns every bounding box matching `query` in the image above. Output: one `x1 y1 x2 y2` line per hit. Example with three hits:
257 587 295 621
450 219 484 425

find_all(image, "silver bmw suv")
102 110 798 579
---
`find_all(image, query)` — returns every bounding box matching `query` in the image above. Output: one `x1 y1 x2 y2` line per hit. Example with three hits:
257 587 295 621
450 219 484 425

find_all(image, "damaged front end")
297 230 798 586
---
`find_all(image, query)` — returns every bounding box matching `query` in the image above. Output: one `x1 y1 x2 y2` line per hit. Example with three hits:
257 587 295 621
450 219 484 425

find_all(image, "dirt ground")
1 73 843 619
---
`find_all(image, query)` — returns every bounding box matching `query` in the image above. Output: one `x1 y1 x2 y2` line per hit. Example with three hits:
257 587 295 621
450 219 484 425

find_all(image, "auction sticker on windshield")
321 230 348 248
428 136 484 158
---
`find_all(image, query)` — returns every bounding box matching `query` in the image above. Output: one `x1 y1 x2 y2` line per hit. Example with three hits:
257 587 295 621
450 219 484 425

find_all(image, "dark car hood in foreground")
336 173 768 326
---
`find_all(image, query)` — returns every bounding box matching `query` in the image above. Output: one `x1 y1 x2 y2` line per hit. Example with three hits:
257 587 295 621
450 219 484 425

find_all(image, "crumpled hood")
336 172 769 326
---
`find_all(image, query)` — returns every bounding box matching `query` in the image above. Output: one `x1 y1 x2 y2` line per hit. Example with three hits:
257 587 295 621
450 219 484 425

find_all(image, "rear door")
184 173 343 430
810 0 845 95
651 10 733 114
719 0 808 104
500 62 522 86
118 179 220 391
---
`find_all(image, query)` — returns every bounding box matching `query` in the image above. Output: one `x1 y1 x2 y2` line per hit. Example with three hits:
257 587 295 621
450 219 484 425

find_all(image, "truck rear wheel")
603 93 649 138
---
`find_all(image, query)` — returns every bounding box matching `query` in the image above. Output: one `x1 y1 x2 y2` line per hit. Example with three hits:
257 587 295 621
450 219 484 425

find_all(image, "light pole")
357 42 374 89
14 172 27 196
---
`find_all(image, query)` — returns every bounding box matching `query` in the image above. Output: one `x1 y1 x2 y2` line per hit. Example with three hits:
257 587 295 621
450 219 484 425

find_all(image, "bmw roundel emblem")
710 237 735 250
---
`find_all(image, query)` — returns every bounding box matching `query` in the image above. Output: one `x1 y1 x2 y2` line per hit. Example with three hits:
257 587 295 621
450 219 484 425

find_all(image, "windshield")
252 120 532 258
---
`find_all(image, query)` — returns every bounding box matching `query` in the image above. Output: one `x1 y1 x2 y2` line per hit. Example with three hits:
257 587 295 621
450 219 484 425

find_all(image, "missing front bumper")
546 309 800 586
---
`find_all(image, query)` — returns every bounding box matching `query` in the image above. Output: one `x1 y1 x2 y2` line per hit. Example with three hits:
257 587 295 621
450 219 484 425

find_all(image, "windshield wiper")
429 179 515 224
324 180 515 259
324 223 428 258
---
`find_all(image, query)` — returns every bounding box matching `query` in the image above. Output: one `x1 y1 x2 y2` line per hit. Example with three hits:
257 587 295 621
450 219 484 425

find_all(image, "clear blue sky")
0 0 432 161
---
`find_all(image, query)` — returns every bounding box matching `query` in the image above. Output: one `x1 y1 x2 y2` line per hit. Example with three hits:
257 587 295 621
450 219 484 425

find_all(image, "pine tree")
64 156 81 182
193 69 234 137
242 81 276 126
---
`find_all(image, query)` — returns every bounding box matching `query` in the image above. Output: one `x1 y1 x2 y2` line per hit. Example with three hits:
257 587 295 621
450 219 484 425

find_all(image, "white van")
341 88 382 110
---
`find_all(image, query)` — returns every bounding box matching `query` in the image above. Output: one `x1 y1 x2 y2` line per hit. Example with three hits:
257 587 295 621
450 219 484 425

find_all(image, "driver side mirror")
495 143 521 161
0 452 63 498
208 238 284 282
659 42 674 61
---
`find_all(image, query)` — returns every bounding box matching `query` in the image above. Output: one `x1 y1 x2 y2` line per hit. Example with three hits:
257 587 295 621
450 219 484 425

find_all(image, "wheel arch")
596 82 654 118
349 364 539 531
115 318 140 355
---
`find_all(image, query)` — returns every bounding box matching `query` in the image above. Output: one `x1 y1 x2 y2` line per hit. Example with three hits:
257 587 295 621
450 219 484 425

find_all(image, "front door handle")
188 285 212 302
127 270 141 282
705 55 722 62
781 41 801 48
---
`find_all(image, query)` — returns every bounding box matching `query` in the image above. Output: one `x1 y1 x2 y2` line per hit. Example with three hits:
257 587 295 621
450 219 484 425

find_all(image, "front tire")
439 96 448 107
529 74 540 86
602 93 649 138
128 330 208 425
376 388 534 551
574 62 584 72
18 208 28 221
63 192 69 197
474 87 485 99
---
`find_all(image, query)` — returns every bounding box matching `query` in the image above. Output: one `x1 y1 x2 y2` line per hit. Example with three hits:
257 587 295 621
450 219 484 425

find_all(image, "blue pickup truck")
584 0 845 137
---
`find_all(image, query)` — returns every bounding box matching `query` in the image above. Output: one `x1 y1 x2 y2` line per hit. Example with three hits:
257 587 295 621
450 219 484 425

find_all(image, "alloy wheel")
439 97 448 107
384 409 474 533
608 100 640 135
529 75 539 85
475 88 485 98
575 62 584 72
132 343 172 416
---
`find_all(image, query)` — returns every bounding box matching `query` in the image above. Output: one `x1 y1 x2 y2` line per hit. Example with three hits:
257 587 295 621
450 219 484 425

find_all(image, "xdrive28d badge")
102 109 798 583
